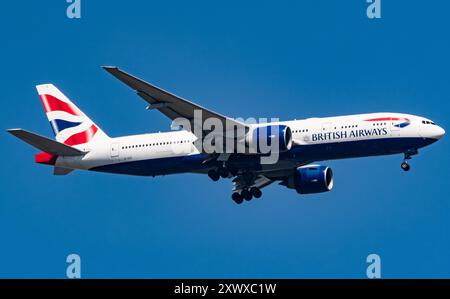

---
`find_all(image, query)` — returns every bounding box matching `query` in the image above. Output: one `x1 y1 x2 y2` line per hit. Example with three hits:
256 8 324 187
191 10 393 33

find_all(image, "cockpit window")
422 120 436 125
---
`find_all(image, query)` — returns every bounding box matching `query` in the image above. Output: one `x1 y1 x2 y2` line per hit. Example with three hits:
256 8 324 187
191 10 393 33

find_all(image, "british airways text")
312 128 388 142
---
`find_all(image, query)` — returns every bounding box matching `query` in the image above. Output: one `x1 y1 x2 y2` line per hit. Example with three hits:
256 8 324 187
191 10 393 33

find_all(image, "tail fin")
36 84 109 145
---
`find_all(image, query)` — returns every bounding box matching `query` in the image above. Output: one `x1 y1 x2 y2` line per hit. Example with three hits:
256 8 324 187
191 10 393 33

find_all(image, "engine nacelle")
283 165 334 194
246 125 292 153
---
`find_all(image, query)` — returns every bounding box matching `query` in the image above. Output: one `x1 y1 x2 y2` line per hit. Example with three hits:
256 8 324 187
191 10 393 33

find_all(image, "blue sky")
0 0 449 278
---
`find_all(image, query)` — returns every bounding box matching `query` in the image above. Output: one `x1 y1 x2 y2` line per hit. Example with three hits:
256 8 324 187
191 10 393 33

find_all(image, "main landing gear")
208 167 262 204
208 169 220 181
231 187 262 204
401 149 418 172
207 167 231 181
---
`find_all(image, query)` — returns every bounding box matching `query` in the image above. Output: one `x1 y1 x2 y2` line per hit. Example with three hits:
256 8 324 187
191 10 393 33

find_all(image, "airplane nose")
434 126 445 139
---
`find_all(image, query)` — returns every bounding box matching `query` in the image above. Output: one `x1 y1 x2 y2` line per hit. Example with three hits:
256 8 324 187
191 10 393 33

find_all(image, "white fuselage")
54 112 445 176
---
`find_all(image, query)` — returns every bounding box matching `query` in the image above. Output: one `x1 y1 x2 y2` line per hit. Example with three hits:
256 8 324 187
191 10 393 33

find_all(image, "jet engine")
282 165 334 194
246 125 292 153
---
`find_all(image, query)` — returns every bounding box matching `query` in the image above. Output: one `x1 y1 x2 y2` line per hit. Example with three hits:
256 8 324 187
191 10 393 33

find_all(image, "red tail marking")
39 94 81 116
63 125 98 146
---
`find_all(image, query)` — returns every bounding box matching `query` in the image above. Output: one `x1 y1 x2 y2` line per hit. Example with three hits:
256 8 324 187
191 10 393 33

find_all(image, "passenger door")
390 120 400 137
110 142 120 158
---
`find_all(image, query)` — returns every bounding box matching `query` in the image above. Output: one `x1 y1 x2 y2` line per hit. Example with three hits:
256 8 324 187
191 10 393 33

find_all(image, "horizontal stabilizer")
7 129 86 156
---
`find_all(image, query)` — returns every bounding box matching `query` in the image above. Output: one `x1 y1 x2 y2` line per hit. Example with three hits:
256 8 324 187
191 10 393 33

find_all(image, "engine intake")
246 125 292 153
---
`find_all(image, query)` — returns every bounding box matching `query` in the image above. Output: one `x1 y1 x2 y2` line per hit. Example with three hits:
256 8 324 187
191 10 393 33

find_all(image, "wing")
102 66 247 133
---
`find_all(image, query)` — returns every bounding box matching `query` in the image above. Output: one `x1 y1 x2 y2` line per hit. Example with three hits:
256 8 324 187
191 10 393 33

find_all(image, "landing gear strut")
401 149 417 172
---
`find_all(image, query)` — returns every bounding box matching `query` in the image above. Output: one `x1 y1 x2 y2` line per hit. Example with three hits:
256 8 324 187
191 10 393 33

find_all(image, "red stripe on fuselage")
63 125 98 146
365 117 410 122
39 94 80 116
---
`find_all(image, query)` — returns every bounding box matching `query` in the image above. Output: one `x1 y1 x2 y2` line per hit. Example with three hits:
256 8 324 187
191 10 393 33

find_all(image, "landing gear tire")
241 189 253 201
219 167 229 178
250 187 262 199
208 169 220 181
232 192 243 204
401 162 410 171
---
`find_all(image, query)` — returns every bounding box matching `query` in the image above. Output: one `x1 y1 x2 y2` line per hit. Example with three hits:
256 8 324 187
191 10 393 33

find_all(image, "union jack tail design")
36 84 109 145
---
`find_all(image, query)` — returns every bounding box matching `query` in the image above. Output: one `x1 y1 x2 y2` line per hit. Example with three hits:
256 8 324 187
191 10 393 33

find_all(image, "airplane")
7 67 445 204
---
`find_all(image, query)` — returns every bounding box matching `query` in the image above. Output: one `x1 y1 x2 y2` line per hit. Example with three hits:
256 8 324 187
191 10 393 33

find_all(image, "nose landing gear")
401 161 410 171
401 149 418 172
